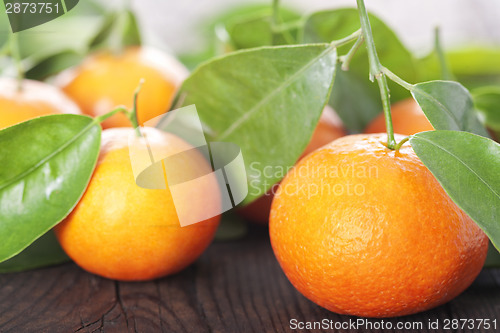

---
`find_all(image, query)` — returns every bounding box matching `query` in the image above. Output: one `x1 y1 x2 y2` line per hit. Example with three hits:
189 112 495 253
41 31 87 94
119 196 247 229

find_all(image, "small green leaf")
0 114 101 262
174 44 337 203
410 131 500 251
411 81 490 137
302 9 416 133
472 86 500 132
0 231 69 273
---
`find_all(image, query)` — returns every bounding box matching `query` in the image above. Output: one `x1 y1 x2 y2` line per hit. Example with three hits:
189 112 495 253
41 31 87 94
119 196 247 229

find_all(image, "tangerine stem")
355 0 396 149
382 67 414 91
341 34 364 71
330 29 362 48
94 106 128 124
394 136 410 151
128 79 144 137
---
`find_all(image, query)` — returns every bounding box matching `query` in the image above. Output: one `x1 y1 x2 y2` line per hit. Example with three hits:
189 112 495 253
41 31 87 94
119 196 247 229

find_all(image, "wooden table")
1 225 499 332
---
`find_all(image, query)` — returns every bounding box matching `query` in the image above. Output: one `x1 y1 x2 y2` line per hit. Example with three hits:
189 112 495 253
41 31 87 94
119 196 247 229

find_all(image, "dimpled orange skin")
238 107 346 224
57 46 188 129
365 98 434 135
54 128 220 281
269 133 488 318
0 78 81 129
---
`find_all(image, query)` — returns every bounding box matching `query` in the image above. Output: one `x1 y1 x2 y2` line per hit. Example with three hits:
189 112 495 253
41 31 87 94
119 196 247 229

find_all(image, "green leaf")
173 44 337 203
178 4 300 70
410 131 500 251
88 11 119 50
417 47 500 89
302 9 416 133
25 50 85 80
0 231 69 273
472 86 500 132
225 7 301 49
89 10 141 52
411 81 490 137
449 48 500 74
0 114 101 262
17 16 103 79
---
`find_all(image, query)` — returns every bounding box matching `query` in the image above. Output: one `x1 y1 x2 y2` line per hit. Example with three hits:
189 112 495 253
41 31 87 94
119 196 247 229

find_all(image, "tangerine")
270 133 488 317
57 47 188 129
54 127 220 281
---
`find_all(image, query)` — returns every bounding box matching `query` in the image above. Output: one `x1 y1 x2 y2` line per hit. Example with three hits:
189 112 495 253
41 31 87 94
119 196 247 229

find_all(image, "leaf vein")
218 45 336 140
415 136 500 201
0 119 99 193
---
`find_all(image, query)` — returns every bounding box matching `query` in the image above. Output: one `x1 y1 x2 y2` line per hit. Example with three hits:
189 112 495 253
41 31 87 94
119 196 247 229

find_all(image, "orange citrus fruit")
56 46 188 129
0 78 81 129
54 127 220 281
238 106 346 224
270 133 488 317
365 98 434 135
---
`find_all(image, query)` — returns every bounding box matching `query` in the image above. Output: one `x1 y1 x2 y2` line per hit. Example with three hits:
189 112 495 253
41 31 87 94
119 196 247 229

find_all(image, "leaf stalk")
356 0 396 149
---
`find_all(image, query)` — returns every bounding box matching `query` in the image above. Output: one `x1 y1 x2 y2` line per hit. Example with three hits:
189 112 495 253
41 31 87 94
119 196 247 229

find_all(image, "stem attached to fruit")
94 106 129 124
128 79 144 137
355 0 396 149
394 136 410 151
8 33 24 92
93 81 144 137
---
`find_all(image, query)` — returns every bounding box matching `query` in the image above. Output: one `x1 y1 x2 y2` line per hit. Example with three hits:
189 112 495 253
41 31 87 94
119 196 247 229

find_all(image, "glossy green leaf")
0 231 69 273
0 114 101 262
302 9 416 133
411 131 500 251
472 86 500 131
173 44 337 203
411 81 490 137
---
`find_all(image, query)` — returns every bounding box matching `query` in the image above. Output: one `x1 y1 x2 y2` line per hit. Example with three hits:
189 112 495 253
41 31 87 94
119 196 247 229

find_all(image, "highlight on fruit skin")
54 127 220 281
56 46 189 129
0 77 82 130
364 98 434 135
269 133 488 318
238 106 346 224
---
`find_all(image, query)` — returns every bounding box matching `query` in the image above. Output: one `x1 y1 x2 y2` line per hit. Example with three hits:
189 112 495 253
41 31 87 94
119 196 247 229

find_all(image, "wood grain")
0 226 499 333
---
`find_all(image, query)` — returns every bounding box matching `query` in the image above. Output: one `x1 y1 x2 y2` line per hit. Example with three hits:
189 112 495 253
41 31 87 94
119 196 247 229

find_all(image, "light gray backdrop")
129 0 500 56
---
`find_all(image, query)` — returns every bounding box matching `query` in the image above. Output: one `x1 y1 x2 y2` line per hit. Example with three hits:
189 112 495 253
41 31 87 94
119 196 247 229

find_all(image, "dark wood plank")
0 225 499 333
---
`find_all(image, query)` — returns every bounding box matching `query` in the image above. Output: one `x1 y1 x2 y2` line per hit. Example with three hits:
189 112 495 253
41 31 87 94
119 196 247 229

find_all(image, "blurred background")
130 0 500 56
